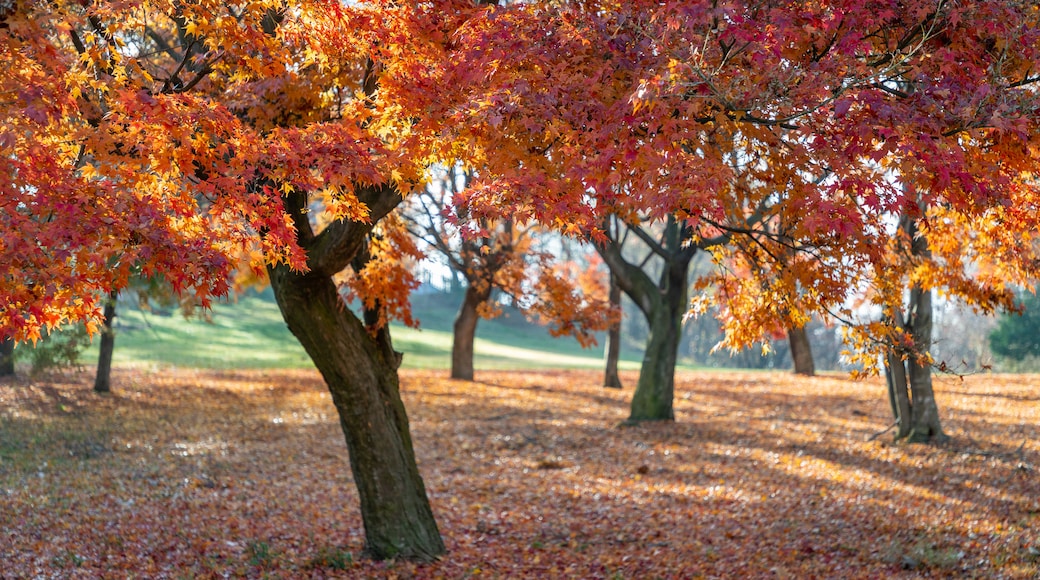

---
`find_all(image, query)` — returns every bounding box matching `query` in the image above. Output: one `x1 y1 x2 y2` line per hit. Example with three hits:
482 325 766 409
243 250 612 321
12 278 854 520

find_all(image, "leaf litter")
0 367 1037 578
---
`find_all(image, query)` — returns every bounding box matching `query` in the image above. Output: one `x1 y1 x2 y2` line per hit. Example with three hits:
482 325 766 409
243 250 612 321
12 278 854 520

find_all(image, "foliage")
402 166 617 346
991 292 1040 362
20 324 91 376
1 367 1037 577
433 0 1040 371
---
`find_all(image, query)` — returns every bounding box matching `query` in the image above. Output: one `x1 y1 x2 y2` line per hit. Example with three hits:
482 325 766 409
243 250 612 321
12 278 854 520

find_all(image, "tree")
403 165 615 380
5 1 1040 562
0 0 492 560
432 0 1040 431
990 292 1040 362
602 273 624 389
596 214 726 421
882 206 946 443
93 290 118 393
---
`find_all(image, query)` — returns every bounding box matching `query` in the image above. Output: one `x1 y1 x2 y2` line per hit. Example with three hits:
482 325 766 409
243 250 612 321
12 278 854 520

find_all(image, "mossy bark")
598 216 694 422
265 185 444 561
269 266 444 560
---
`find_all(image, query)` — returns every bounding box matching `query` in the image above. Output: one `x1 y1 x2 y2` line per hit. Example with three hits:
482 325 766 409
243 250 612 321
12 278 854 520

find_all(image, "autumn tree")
5 0 1040 563
434 1 1040 432
402 165 614 380
0 0 500 560
592 215 727 420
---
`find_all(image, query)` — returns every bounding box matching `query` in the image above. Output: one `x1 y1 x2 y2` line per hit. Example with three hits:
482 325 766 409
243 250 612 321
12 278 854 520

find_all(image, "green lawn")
70 288 644 371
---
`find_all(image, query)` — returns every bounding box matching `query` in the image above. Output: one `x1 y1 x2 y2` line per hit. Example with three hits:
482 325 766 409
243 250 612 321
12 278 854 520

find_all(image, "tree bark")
905 284 945 442
269 265 444 560
884 210 947 443
451 284 490 381
884 349 913 440
0 337 13 377
94 290 118 393
603 274 623 389
787 326 815 376
263 183 443 560
628 265 686 421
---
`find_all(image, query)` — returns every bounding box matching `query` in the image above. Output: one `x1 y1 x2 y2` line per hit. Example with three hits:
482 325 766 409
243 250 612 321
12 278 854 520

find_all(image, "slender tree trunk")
905 285 946 442
628 259 689 422
451 284 489 381
788 326 815 376
94 290 118 393
603 274 623 389
0 338 13 377
885 349 913 440
268 265 444 561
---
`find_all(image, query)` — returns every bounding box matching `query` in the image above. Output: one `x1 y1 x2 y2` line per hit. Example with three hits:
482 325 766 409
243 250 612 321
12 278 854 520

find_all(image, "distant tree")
93 290 119 393
602 273 623 389
403 166 615 381
0 338 13 376
990 292 1040 362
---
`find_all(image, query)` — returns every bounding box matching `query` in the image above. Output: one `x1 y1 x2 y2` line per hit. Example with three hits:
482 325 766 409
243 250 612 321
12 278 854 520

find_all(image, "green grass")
73 288 644 371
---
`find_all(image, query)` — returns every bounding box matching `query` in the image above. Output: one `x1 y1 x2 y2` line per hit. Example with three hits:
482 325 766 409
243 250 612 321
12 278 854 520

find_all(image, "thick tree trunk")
627 259 689 422
0 338 13 377
788 326 815 376
603 274 623 389
94 290 118 393
268 265 445 561
597 216 696 422
451 285 489 381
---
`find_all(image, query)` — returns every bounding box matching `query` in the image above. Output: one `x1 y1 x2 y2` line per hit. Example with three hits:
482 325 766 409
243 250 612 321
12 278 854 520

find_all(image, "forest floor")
1 367 1038 579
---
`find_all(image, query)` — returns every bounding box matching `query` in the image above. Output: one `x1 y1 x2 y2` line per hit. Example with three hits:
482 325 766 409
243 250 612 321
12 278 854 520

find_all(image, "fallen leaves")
0 367 1038 578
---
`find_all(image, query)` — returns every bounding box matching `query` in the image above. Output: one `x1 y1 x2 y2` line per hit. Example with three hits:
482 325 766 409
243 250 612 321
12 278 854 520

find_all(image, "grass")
65 288 645 372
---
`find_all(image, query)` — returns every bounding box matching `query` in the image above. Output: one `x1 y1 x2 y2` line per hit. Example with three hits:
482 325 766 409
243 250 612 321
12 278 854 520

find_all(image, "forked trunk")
627 260 688 422
603 274 623 389
269 265 444 561
94 290 118 393
788 326 815 376
451 285 489 381
884 209 947 444
0 337 13 376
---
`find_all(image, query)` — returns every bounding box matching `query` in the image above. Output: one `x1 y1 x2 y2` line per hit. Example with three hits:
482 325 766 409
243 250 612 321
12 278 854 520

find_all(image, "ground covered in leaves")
1 367 1038 578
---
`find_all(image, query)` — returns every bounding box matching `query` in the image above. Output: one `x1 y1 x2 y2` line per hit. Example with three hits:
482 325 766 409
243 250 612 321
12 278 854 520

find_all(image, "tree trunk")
0 338 13 377
627 258 689 422
905 285 946 442
451 284 489 381
788 326 815 376
885 210 947 443
603 274 623 389
94 290 118 393
597 216 695 422
268 265 445 561
885 350 913 441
